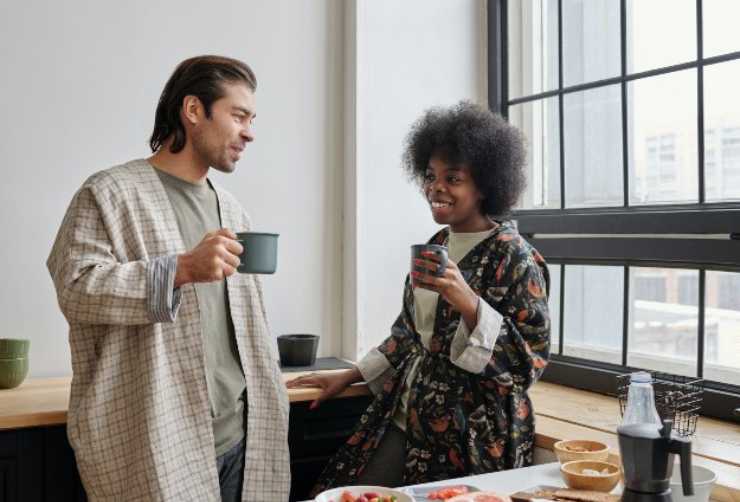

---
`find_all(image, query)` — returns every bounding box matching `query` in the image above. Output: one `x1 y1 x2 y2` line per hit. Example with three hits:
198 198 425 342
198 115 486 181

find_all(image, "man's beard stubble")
192 130 236 174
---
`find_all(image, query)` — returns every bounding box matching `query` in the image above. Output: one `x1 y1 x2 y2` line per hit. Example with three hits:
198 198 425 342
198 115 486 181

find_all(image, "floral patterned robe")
312 220 550 494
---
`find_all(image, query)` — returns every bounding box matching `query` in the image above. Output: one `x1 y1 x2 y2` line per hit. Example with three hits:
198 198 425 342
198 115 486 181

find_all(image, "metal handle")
668 434 694 496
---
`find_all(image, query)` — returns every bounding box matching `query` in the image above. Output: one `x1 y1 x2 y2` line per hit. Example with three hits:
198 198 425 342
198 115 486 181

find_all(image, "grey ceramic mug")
236 232 279 274
411 244 448 277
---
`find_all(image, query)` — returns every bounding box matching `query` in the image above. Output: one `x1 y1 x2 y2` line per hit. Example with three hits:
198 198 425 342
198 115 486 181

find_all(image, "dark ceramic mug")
236 232 279 274
277 334 320 367
410 244 448 277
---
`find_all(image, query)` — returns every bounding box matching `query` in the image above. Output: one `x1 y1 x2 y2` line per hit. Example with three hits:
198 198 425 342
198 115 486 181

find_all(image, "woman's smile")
430 198 454 218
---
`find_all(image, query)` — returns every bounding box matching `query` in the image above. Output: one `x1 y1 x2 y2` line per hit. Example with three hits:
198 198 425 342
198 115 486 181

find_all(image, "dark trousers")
216 436 246 502
355 424 406 488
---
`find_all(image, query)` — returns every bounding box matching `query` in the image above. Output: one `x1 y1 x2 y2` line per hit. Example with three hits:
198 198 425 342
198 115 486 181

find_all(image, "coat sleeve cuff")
450 298 503 374
355 347 393 396
146 254 183 323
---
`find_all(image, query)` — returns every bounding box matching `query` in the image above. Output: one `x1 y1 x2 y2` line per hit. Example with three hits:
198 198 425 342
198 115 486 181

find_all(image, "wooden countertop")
0 377 71 430
281 369 371 403
2 374 737 501
0 371 368 430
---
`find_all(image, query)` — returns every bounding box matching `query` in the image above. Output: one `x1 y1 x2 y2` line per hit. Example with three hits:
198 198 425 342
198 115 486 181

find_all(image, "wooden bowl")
553 439 610 464
560 460 621 492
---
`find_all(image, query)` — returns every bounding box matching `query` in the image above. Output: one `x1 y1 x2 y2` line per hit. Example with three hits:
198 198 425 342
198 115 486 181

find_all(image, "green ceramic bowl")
0 338 30 359
0 357 29 389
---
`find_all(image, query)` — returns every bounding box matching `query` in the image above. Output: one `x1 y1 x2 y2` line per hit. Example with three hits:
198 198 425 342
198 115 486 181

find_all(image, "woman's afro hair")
401 101 527 216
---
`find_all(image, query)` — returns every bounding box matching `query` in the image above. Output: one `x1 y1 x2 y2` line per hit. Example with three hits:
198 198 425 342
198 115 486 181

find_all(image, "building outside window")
491 0 740 420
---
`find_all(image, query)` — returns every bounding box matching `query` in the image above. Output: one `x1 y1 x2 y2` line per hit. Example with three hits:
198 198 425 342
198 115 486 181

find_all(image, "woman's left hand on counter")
285 368 362 409
412 252 479 330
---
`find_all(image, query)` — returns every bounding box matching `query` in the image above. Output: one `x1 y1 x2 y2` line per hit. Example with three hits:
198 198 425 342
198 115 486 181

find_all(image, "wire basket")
616 371 703 437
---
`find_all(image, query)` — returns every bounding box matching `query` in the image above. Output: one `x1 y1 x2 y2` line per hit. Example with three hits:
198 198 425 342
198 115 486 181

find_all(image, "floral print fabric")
312 220 550 494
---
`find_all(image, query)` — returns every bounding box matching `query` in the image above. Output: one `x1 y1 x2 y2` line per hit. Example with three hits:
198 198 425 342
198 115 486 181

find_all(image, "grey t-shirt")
155 168 247 457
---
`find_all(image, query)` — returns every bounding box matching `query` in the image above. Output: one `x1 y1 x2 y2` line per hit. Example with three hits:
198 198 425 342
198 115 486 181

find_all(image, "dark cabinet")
0 426 86 502
0 457 17 502
288 395 372 501
0 394 372 502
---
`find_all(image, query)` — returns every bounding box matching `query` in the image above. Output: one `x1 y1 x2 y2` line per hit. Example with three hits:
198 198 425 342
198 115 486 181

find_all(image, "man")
47 55 290 502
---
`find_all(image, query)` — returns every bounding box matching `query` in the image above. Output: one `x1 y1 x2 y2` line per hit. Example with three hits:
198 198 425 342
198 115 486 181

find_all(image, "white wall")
350 0 488 357
0 0 344 376
0 0 487 377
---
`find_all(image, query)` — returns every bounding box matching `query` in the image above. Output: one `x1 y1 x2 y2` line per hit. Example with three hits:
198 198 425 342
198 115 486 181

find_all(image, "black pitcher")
618 419 693 502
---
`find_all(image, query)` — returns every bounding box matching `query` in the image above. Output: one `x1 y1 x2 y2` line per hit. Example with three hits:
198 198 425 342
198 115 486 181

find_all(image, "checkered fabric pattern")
47 159 290 501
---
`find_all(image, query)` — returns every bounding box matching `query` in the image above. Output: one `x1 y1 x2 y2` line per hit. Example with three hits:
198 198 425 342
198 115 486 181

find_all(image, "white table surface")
304 462 573 501
406 461 566 494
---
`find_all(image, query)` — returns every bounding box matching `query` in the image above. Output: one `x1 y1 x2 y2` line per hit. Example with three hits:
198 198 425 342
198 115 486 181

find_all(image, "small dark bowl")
277 334 319 367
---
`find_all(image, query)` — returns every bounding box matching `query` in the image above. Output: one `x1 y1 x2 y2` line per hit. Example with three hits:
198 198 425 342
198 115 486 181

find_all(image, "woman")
287 102 550 493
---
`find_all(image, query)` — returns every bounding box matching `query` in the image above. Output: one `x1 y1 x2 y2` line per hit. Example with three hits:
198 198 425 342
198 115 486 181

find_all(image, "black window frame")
489 0 740 422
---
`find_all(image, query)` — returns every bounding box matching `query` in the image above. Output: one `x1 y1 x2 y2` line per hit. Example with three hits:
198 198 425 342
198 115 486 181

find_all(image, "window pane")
548 264 562 355
562 0 620 87
703 0 740 58
628 268 698 377
510 97 561 209
628 70 698 205
508 0 559 100
563 265 623 364
564 85 623 207
704 60 740 202
626 0 696 73
704 271 740 385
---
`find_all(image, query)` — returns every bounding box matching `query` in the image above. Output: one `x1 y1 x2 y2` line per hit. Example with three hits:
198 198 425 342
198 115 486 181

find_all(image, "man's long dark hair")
149 55 257 153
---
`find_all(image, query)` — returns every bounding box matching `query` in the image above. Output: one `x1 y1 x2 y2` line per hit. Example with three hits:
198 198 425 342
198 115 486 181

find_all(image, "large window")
490 0 740 421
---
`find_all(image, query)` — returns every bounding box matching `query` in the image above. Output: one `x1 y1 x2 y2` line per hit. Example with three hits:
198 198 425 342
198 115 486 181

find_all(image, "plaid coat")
47 159 290 502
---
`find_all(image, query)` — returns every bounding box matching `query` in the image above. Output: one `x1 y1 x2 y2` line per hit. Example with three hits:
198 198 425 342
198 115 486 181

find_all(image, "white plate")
314 485 415 502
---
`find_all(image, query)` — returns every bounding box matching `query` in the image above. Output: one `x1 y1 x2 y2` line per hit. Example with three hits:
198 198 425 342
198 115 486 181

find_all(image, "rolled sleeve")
450 298 504 374
146 254 182 323
355 347 394 396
